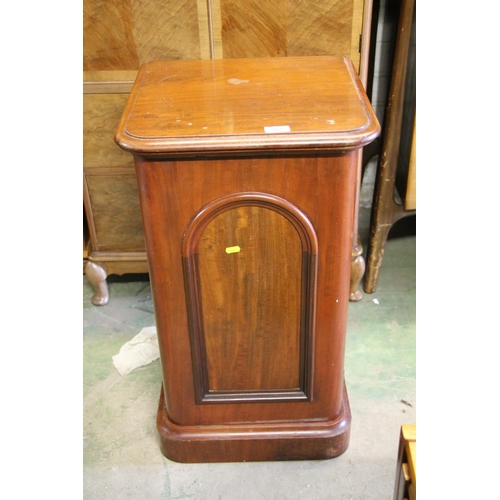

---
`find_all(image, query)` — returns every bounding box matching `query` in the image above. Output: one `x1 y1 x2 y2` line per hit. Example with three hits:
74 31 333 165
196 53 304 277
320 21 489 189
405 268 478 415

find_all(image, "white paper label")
264 125 291 133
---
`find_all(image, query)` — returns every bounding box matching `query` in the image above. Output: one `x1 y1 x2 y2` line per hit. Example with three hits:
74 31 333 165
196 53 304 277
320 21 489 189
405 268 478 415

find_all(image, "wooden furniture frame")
83 0 375 306
115 56 379 463
393 424 416 500
364 0 416 293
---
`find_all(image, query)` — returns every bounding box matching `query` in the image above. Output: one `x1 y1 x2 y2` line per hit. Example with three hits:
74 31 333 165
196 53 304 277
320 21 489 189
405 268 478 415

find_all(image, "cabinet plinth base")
156 385 351 463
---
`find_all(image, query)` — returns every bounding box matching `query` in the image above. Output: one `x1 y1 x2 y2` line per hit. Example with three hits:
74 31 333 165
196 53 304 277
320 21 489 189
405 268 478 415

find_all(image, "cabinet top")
115 56 380 156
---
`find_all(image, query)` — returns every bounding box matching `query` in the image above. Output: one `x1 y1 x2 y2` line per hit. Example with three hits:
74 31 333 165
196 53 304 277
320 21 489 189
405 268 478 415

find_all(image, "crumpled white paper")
112 326 159 375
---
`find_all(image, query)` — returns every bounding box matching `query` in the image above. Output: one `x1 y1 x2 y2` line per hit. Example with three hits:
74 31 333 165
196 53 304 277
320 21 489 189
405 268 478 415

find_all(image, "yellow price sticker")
225 246 241 254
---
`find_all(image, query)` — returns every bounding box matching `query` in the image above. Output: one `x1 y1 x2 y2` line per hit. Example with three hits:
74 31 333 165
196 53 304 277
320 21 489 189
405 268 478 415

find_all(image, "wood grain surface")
216 0 364 68
220 0 287 58
115 56 380 155
133 152 358 426
85 173 145 251
84 0 367 70
182 192 318 404
84 94 135 168
199 206 302 392
113 54 380 461
83 0 201 71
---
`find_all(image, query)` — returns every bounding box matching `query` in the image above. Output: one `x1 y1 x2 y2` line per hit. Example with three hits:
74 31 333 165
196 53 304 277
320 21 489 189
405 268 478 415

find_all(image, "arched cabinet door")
182 193 318 404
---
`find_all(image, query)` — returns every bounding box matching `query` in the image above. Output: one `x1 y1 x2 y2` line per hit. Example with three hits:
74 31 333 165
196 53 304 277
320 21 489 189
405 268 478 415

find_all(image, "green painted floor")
83 165 416 499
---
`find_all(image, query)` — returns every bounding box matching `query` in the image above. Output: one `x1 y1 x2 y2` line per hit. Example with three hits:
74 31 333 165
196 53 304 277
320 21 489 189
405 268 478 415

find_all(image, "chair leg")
364 221 392 294
364 0 416 294
364 189 414 294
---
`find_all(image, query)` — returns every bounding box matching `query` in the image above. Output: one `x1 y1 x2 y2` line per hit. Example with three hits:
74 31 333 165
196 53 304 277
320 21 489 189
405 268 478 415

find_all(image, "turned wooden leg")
85 261 110 306
349 237 365 302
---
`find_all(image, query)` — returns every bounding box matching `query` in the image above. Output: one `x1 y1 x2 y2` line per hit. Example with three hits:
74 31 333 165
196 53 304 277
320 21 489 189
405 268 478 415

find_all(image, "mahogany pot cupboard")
114 56 379 462
83 0 375 305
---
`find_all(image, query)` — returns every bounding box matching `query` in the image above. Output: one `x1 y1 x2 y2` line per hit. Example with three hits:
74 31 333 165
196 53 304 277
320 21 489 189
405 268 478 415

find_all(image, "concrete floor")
83 161 416 499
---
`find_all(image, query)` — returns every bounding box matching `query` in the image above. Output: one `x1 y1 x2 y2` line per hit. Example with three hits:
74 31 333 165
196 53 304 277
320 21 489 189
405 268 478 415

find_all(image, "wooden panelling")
182 192 318 404
85 173 145 251
83 0 368 70
219 0 287 58
83 0 140 70
286 0 356 59
84 70 139 84
83 0 202 71
216 0 365 69
200 206 302 391
196 0 212 59
84 94 135 168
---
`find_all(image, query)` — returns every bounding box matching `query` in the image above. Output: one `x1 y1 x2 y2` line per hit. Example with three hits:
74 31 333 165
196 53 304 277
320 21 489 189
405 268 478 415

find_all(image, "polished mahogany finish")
115 56 379 462
116 57 378 154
